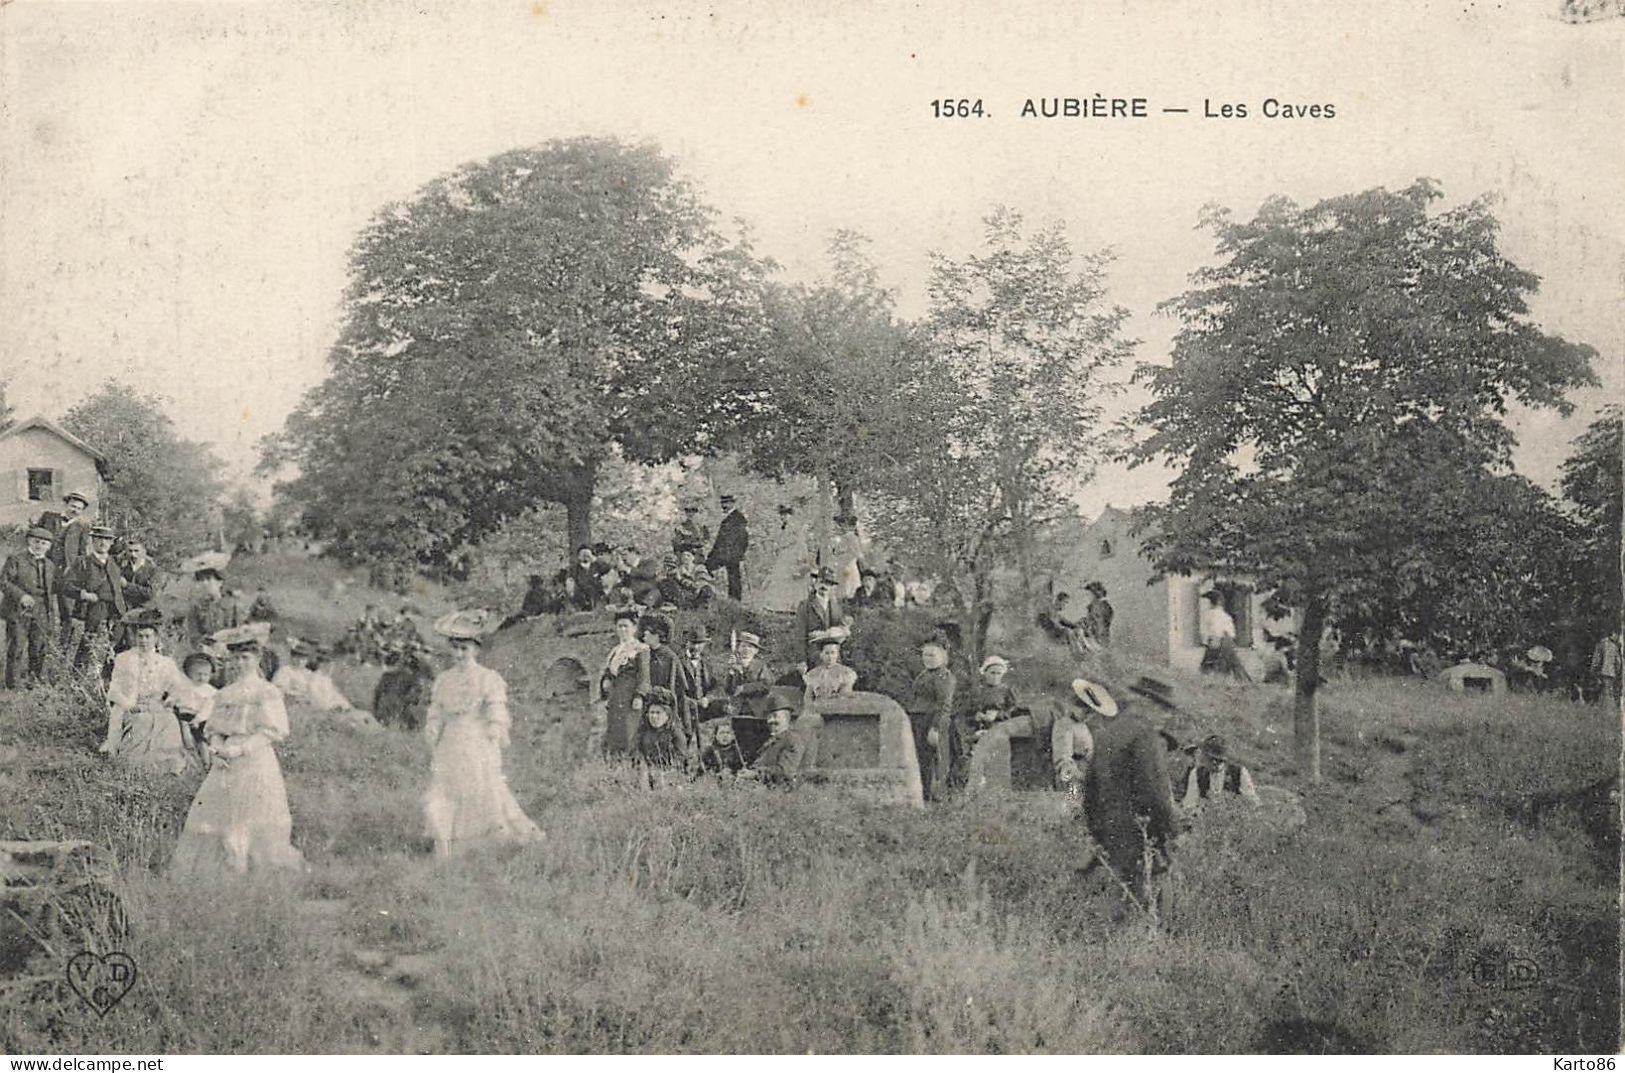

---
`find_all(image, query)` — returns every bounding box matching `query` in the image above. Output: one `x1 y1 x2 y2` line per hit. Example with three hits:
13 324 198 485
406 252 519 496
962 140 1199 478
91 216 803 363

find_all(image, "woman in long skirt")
423 609 542 857
599 608 650 757
170 623 305 876
100 608 194 774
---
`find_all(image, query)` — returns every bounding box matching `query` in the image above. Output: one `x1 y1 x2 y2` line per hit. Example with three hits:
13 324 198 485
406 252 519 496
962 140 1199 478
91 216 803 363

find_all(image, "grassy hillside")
0 556 1618 1053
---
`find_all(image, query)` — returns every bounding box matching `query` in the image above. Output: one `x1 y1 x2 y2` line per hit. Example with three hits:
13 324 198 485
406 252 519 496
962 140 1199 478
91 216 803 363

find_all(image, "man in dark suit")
1078 678 1187 910
61 525 126 666
705 493 749 602
742 687 815 787
2 527 60 687
567 544 605 612
119 535 159 610
793 567 848 668
680 624 730 721
38 490 92 575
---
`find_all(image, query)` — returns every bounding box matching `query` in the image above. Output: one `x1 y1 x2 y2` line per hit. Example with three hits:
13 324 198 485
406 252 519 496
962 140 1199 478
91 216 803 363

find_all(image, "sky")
1 0 1620 517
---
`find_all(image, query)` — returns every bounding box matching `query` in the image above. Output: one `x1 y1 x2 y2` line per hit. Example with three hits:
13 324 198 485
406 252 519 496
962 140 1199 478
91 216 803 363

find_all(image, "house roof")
0 416 108 465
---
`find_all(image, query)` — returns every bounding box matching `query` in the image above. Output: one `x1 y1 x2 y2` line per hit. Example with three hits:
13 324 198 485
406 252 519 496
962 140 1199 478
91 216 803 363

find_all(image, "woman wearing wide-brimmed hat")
170 623 305 876
100 606 193 774
421 609 542 857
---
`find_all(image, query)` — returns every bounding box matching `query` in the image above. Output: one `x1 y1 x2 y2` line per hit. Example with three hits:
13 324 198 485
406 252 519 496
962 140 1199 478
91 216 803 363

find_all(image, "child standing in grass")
422 609 543 857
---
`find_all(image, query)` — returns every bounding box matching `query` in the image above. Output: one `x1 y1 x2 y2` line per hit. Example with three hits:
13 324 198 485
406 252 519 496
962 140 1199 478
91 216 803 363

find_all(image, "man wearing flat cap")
1 527 60 687
705 493 749 602
61 524 127 665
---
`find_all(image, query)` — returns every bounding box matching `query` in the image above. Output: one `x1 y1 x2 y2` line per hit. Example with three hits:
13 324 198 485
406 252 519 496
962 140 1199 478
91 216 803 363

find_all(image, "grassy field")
0 555 1618 1054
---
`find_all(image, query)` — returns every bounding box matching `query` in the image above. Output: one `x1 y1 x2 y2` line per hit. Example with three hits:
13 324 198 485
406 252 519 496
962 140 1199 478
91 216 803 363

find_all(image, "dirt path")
296 894 453 1053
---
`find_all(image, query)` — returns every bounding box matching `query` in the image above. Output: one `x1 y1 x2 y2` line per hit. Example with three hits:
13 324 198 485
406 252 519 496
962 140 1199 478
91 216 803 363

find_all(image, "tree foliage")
263 137 774 569
61 382 226 562
865 208 1132 657
0 380 14 431
740 232 915 510
1134 180 1597 779
1560 405 1623 631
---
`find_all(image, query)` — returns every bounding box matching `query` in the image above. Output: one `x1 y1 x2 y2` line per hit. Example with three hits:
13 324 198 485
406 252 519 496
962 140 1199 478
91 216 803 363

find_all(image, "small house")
1044 506 1290 677
0 417 107 531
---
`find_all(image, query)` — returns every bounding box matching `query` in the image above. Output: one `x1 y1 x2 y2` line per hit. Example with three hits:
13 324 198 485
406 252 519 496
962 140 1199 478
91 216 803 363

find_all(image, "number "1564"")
931 99 985 118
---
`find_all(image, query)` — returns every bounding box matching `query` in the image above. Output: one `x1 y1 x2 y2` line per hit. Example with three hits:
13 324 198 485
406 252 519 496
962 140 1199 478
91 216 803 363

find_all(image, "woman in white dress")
422 609 542 857
170 623 305 876
99 608 194 774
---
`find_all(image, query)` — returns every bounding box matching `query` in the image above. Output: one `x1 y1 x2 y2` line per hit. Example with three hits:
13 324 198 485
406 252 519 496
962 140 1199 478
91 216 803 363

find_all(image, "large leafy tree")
868 208 1132 658
1134 180 1596 781
263 138 774 568
1560 405 1623 633
736 231 917 557
0 380 14 430
61 382 226 561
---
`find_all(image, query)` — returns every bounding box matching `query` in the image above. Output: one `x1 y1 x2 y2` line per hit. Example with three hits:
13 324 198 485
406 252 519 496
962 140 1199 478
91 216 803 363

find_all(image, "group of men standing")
1 491 150 685
1 491 251 688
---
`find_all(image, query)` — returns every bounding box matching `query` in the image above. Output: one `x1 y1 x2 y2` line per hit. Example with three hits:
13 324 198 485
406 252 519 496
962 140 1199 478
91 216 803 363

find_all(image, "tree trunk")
1294 596 1326 783
563 463 597 552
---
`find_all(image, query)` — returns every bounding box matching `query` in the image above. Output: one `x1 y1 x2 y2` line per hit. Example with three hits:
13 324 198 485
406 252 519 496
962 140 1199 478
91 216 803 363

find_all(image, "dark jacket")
569 563 605 611
706 510 749 568
1 553 58 622
793 593 846 660
1081 712 1183 880
62 553 126 628
645 644 697 739
49 517 92 572
122 560 159 608
752 726 813 785
635 721 684 767
725 655 775 696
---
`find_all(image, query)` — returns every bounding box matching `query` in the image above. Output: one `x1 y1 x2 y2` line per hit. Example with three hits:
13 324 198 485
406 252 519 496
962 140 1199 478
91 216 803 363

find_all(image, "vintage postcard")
1 0 1620 1059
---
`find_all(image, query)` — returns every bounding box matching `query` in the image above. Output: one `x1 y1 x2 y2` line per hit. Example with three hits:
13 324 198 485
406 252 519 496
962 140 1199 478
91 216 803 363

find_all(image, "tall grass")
1 611 1617 1053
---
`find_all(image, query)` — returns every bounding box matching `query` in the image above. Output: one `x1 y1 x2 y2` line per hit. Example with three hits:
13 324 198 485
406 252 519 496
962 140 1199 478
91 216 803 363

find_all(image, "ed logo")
1470 954 1542 991
66 951 137 1016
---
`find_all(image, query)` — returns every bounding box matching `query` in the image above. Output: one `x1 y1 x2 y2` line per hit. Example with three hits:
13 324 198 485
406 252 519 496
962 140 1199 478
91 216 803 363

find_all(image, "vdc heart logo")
66 951 137 1016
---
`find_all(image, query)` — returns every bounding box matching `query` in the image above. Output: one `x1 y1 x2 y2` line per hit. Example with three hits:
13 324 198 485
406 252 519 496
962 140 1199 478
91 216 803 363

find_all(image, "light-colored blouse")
196 673 290 743
107 649 190 713
426 663 511 737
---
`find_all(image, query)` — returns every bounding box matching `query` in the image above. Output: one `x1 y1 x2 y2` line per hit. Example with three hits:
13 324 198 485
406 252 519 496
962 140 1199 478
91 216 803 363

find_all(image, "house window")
26 469 54 502
1099 539 1114 559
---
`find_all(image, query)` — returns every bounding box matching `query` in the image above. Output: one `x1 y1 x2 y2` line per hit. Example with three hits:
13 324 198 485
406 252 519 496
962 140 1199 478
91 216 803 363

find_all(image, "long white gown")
170 671 305 876
106 649 194 775
422 662 542 855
